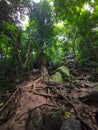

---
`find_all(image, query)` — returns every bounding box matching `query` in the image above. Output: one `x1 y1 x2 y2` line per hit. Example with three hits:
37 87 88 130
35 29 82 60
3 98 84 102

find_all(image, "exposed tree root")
31 80 57 98
32 90 56 98
53 88 98 130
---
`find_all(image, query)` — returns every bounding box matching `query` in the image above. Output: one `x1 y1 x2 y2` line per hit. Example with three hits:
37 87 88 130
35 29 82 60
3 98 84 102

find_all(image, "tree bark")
39 50 49 82
72 28 78 59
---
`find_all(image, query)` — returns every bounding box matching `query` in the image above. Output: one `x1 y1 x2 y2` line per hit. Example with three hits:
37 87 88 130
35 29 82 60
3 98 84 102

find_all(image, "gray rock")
61 119 81 130
26 108 42 130
50 110 64 129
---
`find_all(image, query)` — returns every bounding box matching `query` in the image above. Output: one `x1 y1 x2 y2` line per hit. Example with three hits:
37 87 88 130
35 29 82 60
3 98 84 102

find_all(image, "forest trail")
0 0 98 129
0 70 53 130
0 65 98 130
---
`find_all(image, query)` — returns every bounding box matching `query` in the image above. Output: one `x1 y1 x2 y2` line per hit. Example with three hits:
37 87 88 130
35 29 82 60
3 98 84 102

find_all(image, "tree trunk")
72 28 78 59
17 42 31 71
39 50 49 82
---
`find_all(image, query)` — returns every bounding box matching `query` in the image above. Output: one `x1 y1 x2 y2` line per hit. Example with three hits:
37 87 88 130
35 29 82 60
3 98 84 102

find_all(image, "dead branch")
0 87 20 113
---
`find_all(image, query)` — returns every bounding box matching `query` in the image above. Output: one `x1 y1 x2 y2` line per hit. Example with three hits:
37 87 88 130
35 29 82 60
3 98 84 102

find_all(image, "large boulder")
57 66 70 77
51 72 63 83
61 119 81 130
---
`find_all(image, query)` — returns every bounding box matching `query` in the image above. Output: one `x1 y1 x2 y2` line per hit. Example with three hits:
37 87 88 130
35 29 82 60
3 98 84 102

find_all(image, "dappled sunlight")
84 3 94 13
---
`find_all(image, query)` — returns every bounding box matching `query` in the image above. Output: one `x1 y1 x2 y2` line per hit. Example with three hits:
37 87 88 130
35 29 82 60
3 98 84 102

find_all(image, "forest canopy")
0 0 98 75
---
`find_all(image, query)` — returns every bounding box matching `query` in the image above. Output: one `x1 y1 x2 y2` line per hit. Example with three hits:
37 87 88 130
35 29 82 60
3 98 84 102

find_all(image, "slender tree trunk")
39 50 49 82
23 42 31 69
72 28 78 59
17 42 31 71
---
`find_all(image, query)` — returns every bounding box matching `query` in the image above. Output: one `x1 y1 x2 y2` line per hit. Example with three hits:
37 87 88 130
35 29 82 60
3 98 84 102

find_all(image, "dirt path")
0 71 50 130
0 68 98 130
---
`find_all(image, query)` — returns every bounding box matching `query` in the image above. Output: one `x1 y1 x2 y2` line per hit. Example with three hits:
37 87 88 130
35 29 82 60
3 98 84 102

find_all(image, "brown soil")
0 70 50 130
0 67 98 130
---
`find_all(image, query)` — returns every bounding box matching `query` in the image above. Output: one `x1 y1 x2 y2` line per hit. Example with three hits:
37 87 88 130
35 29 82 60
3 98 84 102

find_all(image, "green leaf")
65 112 71 119
0 116 3 120
0 102 4 107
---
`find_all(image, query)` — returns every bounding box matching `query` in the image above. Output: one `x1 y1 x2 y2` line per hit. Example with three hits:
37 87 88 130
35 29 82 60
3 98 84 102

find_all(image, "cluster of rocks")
27 108 82 130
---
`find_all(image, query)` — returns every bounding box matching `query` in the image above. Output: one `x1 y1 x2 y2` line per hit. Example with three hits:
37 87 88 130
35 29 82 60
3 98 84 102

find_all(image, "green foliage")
54 0 98 63
0 0 98 87
29 0 54 52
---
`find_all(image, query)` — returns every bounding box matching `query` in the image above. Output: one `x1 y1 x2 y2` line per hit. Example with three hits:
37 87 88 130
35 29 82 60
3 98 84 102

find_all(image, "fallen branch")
0 87 21 113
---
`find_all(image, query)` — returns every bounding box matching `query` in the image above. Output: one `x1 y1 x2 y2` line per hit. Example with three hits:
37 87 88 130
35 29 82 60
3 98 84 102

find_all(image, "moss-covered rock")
50 110 64 130
51 72 63 83
57 66 70 77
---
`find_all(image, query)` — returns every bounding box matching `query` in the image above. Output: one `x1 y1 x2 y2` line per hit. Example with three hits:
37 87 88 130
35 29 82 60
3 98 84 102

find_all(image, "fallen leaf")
0 102 4 107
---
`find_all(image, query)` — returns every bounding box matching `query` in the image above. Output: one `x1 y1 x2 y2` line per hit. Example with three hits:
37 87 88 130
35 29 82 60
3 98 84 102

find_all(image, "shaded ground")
0 70 46 130
0 62 98 130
